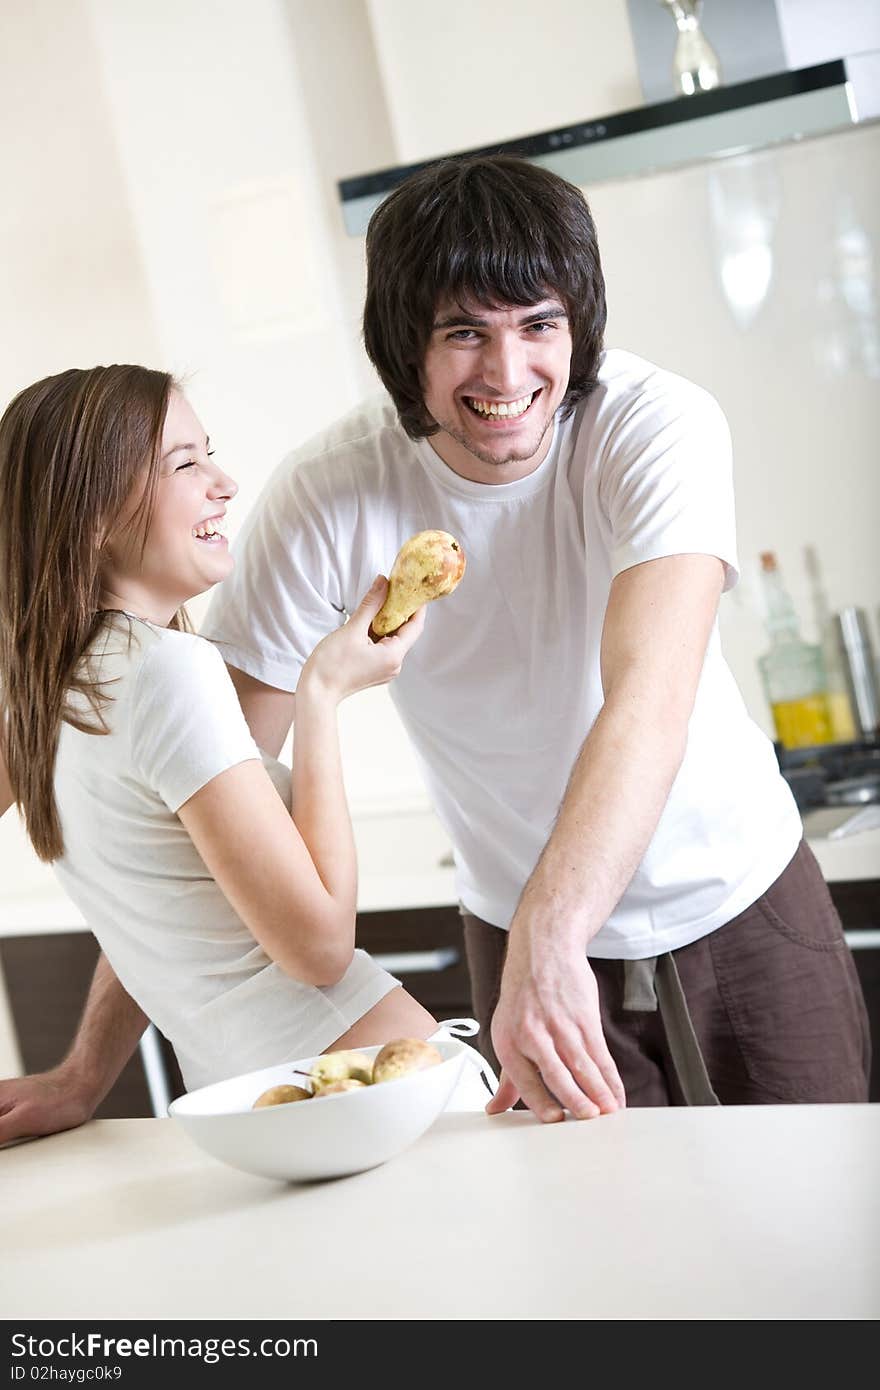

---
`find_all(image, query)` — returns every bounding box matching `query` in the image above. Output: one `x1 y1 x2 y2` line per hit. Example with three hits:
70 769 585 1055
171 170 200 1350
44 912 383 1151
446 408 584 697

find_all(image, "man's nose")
479 334 528 396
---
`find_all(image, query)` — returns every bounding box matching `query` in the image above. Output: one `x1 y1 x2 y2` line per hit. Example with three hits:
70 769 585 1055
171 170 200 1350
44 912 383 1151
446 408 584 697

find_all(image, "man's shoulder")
285 393 411 480
590 349 724 423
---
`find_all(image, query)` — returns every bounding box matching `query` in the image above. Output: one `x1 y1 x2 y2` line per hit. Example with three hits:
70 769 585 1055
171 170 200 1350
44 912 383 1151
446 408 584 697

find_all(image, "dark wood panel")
356 905 473 1020
829 880 880 1102
0 910 473 1117
0 932 184 1117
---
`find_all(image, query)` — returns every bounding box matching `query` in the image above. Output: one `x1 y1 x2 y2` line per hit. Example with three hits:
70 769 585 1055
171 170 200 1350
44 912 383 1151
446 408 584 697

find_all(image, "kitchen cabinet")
0 931 184 1117
829 879 880 1102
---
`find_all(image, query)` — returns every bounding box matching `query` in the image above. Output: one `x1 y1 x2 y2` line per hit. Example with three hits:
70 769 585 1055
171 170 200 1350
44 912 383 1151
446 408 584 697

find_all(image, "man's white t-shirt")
52 617 399 1090
202 350 803 958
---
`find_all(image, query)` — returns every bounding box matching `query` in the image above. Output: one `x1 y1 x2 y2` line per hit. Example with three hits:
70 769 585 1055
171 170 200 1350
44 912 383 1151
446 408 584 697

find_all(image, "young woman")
0 364 467 1099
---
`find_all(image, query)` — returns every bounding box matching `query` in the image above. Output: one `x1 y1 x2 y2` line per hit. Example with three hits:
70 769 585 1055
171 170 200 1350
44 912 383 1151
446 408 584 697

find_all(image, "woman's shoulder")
131 622 228 693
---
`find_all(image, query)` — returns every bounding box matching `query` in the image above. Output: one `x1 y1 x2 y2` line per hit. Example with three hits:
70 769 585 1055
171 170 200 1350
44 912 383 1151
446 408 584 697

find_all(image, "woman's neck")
97 586 176 627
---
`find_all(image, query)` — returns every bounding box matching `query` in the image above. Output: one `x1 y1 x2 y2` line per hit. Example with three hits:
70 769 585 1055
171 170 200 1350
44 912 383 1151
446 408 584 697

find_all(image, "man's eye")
447 329 478 341
527 321 554 333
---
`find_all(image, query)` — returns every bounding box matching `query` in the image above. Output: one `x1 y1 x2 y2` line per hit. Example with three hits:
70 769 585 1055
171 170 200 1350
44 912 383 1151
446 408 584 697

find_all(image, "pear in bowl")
372 1038 443 1083
319 1078 368 1095
309 1050 374 1092
371 530 465 637
252 1084 312 1109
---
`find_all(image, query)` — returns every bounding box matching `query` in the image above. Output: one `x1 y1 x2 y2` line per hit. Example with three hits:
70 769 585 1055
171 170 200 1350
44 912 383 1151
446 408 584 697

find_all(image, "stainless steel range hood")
338 54 880 236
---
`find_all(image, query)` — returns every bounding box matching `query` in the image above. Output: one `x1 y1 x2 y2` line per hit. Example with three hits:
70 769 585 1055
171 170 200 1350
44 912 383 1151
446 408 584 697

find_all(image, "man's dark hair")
363 154 607 440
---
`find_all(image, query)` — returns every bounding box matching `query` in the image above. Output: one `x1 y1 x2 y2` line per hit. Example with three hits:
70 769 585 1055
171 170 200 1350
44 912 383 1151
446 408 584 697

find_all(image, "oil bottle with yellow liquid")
757 551 835 749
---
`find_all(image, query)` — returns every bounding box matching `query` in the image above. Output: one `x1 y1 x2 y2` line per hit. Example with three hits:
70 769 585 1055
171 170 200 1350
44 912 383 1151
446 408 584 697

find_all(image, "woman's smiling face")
101 390 238 624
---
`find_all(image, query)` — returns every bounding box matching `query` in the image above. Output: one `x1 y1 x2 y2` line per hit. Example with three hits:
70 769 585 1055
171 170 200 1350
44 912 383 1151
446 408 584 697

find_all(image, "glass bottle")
803 544 857 742
658 0 723 97
757 551 834 749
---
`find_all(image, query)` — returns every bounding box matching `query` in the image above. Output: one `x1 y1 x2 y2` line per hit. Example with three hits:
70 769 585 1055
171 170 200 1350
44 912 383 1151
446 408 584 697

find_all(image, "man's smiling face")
420 296 573 484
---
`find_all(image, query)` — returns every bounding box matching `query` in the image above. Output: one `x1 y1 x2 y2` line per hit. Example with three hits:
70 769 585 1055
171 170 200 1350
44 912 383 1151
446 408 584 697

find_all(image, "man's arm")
1 729 147 1142
487 552 726 1122
226 666 296 758
0 952 147 1144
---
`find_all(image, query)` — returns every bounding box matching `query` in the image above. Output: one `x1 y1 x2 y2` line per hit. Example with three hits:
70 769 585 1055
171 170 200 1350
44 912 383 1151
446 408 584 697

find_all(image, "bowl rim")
168 1038 468 1120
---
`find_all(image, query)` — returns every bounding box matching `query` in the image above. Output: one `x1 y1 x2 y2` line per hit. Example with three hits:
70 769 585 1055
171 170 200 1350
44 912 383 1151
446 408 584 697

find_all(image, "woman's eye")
175 451 213 473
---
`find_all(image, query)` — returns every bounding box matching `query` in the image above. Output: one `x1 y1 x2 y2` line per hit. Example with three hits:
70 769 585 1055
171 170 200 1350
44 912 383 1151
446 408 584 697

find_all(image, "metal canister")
833 607 880 737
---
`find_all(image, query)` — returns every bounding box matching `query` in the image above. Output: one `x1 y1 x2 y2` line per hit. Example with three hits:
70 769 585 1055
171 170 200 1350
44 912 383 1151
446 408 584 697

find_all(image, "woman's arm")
178 579 425 987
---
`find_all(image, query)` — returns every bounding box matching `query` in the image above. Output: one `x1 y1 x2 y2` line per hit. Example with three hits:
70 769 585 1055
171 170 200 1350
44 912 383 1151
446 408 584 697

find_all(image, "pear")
318 1078 368 1095
372 1037 443 1083
252 1083 312 1109
309 1050 374 1092
371 530 466 637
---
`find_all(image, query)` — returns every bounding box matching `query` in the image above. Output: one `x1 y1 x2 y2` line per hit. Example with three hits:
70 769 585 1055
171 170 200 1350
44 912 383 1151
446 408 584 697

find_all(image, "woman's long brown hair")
0 364 183 862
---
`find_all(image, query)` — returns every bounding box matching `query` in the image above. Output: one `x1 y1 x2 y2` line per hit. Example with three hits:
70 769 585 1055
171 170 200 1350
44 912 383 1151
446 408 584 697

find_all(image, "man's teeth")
467 392 535 418
192 516 227 540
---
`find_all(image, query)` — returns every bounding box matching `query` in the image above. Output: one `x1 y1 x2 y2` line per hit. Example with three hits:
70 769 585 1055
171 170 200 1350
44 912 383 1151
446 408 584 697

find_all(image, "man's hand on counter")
0 1066 96 1145
0 952 148 1145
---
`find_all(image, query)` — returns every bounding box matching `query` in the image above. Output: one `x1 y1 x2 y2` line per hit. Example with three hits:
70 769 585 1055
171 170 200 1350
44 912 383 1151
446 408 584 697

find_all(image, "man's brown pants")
462 841 871 1105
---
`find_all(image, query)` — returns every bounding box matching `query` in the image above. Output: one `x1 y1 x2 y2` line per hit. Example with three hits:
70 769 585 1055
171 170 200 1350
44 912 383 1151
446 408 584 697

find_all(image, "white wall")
366 0 642 162
590 121 880 728
0 0 161 402
776 0 880 67
0 0 431 927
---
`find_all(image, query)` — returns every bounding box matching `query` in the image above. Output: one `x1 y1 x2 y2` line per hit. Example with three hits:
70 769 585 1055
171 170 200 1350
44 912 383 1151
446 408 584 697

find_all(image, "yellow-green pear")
310 1050 374 1091
371 531 466 637
318 1078 368 1095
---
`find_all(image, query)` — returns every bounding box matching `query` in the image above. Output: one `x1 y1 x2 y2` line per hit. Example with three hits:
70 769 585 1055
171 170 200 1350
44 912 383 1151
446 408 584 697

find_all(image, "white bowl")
168 1040 468 1182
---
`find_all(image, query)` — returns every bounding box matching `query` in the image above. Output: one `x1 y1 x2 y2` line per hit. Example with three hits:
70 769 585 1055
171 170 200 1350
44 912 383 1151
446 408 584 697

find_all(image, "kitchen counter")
0 802 877 936
2 1103 878 1320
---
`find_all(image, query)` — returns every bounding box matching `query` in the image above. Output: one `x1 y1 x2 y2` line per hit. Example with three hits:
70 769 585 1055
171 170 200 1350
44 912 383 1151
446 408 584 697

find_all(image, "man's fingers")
0 1104 35 1144
556 1034 625 1114
544 1051 613 1119
484 1071 520 1115
488 1058 565 1124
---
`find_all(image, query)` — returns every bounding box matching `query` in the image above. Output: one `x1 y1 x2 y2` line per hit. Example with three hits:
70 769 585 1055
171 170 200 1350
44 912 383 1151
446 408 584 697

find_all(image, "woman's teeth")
466 391 535 418
192 516 227 541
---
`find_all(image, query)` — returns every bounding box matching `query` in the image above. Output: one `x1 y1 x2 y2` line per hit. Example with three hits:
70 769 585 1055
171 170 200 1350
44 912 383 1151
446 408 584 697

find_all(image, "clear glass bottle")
659 0 723 97
803 544 857 743
757 551 834 749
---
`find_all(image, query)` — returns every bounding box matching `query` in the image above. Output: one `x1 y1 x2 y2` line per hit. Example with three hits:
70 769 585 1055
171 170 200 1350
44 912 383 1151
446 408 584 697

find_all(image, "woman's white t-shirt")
202 349 803 958
52 617 398 1090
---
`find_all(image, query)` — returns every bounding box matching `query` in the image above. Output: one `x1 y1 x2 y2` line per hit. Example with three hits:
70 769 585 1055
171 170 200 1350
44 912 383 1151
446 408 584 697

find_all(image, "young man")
0 156 869 1136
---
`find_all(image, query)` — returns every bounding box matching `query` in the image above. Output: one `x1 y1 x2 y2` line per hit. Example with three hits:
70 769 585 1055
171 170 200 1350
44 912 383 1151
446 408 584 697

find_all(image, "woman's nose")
209 464 238 501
